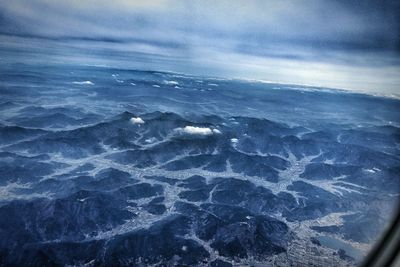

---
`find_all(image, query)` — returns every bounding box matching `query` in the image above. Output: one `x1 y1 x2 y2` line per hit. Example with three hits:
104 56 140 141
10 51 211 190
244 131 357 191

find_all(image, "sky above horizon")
1 0 400 95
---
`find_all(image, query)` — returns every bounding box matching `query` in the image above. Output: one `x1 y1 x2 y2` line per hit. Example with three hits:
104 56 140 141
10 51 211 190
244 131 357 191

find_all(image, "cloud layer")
1 0 398 50
0 0 399 94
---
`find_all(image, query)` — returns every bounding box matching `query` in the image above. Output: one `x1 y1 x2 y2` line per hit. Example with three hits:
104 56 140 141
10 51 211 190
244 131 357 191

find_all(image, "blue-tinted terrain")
0 61 399 266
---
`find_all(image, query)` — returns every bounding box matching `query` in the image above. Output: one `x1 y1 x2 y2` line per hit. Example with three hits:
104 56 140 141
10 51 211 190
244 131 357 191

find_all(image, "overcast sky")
1 0 399 94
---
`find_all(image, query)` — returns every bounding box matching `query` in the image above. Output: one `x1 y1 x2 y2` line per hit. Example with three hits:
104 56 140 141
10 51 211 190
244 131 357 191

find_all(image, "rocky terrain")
0 65 399 266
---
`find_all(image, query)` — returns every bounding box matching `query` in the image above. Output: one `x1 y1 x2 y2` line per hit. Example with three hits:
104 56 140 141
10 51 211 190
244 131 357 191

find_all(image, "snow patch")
112 74 124 83
145 137 157 143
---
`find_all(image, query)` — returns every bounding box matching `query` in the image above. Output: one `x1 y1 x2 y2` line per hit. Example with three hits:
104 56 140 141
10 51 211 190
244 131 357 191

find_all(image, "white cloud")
175 126 218 136
72 81 94 85
164 80 179 85
130 117 145 124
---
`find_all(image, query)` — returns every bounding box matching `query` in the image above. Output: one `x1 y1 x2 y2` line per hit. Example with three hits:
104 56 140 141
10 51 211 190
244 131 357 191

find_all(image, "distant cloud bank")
0 0 399 94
